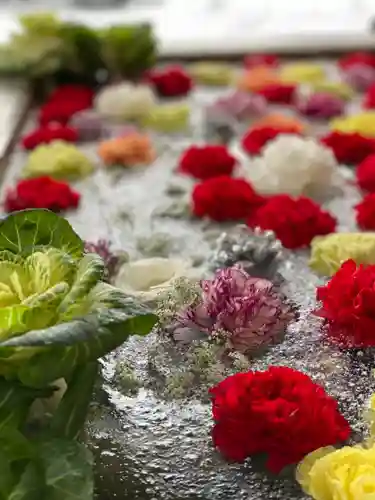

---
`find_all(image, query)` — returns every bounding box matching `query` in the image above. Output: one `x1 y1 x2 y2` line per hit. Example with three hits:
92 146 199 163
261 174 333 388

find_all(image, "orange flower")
237 66 281 92
253 113 306 134
98 133 156 167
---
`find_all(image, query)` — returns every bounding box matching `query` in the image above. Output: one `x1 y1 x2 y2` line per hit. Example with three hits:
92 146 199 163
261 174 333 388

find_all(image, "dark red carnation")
178 145 236 180
244 54 279 68
315 259 375 347
321 131 375 164
210 367 350 473
192 176 265 222
255 83 296 104
39 100 91 126
356 154 375 191
339 52 375 70
4 176 80 213
145 66 193 97
242 125 300 155
47 85 94 106
22 123 78 150
355 192 375 229
248 195 336 249
363 83 375 108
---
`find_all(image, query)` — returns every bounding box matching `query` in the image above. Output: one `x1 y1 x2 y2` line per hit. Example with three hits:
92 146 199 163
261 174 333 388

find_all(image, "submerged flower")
174 266 294 354
23 140 94 180
297 92 345 120
142 104 190 132
281 63 325 84
331 112 375 138
178 145 236 180
189 62 234 86
206 91 266 122
309 232 375 276
98 133 155 167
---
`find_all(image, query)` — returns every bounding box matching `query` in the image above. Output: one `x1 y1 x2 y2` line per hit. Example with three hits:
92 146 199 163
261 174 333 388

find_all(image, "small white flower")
114 257 198 303
94 82 157 122
240 135 338 196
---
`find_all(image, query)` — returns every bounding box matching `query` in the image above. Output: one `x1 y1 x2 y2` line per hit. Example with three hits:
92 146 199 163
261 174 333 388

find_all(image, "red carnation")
339 52 375 70
315 259 375 347
356 154 375 191
363 83 375 108
321 131 375 164
178 145 236 180
248 195 336 249
48 85 94 106
39 100 91 126
210 367 350 473
242 125 300 155
192 176 264 222
355 192 375 229
22 123 78 150
4 176 80 213
145 66 193 97
244 54 279 68
255 83 296 104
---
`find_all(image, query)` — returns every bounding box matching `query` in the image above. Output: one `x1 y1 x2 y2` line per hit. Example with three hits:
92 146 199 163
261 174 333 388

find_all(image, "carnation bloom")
4 176 80 212
331 112 375 138
253 113 305 134
142 103 190 133
210 366 350 473
241 125 300 155
38 85 94 126
255 83 296 104
237 66 281 92
173 266 294 353
22 123 78 150
315 259 375 347
178 145 236 180
98 133 155 167
241 135 337 196
297 92 345 120
297 443 375 500
310 80 354 100
206 91 266 122
363 84 375 108
343 64 375 92
244 54 279 68
192 176 264 222
47 84 94 106
145 65 193 97
356 154 375 191
280 63 325 84
321 131 375 164
339 51 375 70
248 195 337 249
355 193 375 230
69 109 104 142
188 62 234 86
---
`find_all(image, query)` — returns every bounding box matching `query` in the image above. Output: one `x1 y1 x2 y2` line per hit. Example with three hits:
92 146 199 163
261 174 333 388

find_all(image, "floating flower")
38 85 94 126
192 176 264 222
210 366 350 473
206 91 266 122
315 259 375 347
69 109 105 142
21 123 78 150
331 112 375 138
188 62 234 86
98 133 155 167
145 65 193 97
142 103 190 132
244 54 279 68
297 92 345 120
297 443 375 500
47 84 94 107
248 195 337 249
114 257 195 303
4 176 80 212
339 51 375 70
255 83 296 104
363 84 375 108
252 113 306 134
321 131 375 164
94 82 157 122
343 64 375 92
357 154 375 191
241 135 337 196
281 63 325 84
23 140 94 180
309 233 375 276
241 125 300 155
178 145 236 180
237 66 281 92
309 80 354 100
355 193 375 229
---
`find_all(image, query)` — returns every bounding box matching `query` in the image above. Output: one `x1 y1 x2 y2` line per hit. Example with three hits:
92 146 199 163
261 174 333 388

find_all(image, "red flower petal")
178 145 236 180
356 154 375 191
321 131 375 164
22 124 78 150
242 125 300 155
255 83 296 104
339 52 375 70
145 66 193 97
244 54 279 69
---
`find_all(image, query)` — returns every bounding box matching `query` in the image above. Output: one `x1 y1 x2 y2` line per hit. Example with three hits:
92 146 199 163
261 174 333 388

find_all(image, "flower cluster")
280 63 325 83
69 109 105 142
22 123 78 150
237 66 280 92
331 112 375 138
189 62 234 86
253 113 305 133
339 51 375 70
173 266 294 354
297 92 345 120
145 66 193 97
364 84 375 109
321 131 375 164
4 176 80 212
39 84 94 125
248 195 337 249
255 83 296 104
316 259 375 347
343 64 375 92
178 145 236 180
241 125 300 155
355 193 375 229
244 54 279 68
98 133 155 167
206 91 266 122
210 366 350 473
142 103 190 132
357 154 375 191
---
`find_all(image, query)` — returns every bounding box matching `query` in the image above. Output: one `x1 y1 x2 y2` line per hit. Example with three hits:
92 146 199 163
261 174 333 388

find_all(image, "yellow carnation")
296 443 375 500
142 104 190 132
280 63 325 84
23 140 94 180
188 62 234 86
331 112 375 138
310 80 354 100
309 233 375 276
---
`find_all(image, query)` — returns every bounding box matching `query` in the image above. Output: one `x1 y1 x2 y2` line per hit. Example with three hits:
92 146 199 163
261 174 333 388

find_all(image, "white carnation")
94 82 157 122
240 135 338 196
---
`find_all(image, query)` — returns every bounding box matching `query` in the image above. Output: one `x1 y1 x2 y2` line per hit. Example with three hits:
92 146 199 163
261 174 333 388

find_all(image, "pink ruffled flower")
206 91 266 122
343 64 375 92
297 92 345 119
173 266 294 354
70 109 104 142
